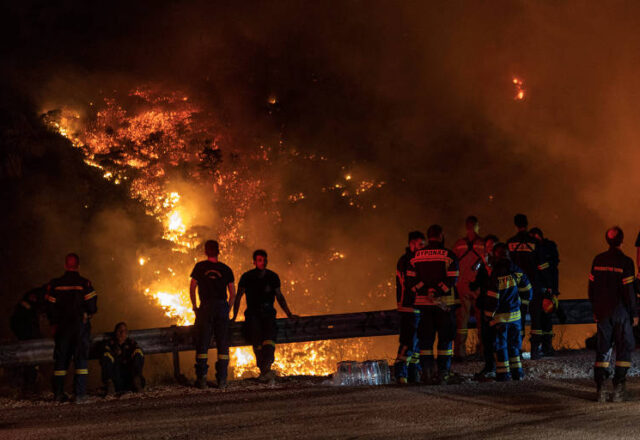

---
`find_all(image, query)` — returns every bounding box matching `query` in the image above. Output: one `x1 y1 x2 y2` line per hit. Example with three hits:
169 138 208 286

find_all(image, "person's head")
529 227 544 242
114 322 128 344
407 231 426 252
204 240 219 258
465 215 479 235
514 214 528 231
426 224 444 244
485 234 499 255
605 226 624 248
64 253 80 271
492 242 509 261
253 249 268 270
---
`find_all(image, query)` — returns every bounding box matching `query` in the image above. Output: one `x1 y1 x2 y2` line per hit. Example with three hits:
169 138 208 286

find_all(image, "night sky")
2 1 640 337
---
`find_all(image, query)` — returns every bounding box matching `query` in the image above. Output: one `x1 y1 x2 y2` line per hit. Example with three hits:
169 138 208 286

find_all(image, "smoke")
2 0 640 342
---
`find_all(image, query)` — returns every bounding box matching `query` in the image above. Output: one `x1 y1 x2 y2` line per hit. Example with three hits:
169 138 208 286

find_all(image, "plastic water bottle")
333 360 390 386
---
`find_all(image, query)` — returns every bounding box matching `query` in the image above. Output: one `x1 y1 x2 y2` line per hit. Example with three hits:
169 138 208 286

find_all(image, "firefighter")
469 234 499 381
101 322 145 395
589 227 637 402
394 231 426 384
453 216 486 361
232 250 297 384
45 253 97 403
506 214 552 359
406 225 460 384
529 227 560 356
484 243 532 381
10 285 46 394
189 240 235 389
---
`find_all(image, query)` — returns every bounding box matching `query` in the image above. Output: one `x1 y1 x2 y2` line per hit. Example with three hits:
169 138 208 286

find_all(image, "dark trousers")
480 317 496 372
529 289 553 351
395 311 421 381
53 323 91 397
194 301 230 381
244 306 277 374
418 306 455 375
495 321 523 381
100 354 145 392
594 305 635 385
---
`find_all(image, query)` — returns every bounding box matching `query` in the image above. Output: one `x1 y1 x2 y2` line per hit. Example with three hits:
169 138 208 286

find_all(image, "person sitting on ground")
101 322 145 395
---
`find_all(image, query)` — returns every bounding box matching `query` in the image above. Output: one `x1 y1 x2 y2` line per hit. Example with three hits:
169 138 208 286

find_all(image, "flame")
512 76 526 101
44 86 383 378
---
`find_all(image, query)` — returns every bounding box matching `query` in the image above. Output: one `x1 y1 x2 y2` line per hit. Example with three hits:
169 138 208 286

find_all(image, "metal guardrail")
0 299 593 377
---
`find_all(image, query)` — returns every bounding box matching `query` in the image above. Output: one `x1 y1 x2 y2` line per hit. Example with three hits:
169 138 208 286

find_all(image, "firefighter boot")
421 366 436 385
612 382 626 402
195 376 208 389
596 382 607 403
102 379 115 397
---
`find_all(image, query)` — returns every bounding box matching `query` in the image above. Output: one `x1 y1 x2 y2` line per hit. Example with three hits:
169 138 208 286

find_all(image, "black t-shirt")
238 269 281 312
190 260 234 303
635 231 640 247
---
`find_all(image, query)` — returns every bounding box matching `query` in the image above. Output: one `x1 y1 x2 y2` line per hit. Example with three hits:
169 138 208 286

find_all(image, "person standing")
45 253 97 402
453 216 486 361
406 225 460 384
232 249 297 384
589 227 637 402
469 234 499 380
190 240 235 389
484 243 532 381
394 231 425 384
529 227 560 356
506 214 552 358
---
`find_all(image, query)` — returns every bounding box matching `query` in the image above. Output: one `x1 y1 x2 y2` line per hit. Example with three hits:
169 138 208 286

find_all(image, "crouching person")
484 243 532 381
101 322 145 395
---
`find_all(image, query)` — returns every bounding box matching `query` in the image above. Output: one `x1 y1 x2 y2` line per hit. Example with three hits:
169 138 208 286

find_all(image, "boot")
530 346 543 360
408 364 422 384
611 382 626 403
216 377 228 389
596 382 607 403
102 380 116 397
131 376 144 393
542 335 555 357
195 376 208 389
421 366 435 385
473 367 496 382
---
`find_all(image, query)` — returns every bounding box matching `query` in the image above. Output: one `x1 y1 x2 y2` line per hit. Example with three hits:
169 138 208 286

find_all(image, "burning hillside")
42 86 389 377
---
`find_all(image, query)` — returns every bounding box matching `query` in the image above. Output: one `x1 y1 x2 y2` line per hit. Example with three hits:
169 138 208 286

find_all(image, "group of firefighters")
10 242 297 402
7 215 640 402
394 214 639 401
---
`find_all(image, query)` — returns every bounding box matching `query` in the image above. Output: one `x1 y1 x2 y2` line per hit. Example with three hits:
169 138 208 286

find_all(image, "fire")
44 86 385 378
512 76 526 101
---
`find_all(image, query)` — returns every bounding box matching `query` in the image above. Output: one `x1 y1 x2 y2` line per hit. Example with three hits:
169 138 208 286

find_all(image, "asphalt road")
2 352 640 439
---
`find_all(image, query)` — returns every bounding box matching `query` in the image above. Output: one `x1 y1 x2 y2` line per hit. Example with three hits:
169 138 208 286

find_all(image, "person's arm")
232 286 244 321
189 278 198 313
622 259 637 326
517 271 533 306
83 280 97 322
227 282 236 313
275 288 297 318
588 259 597 322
